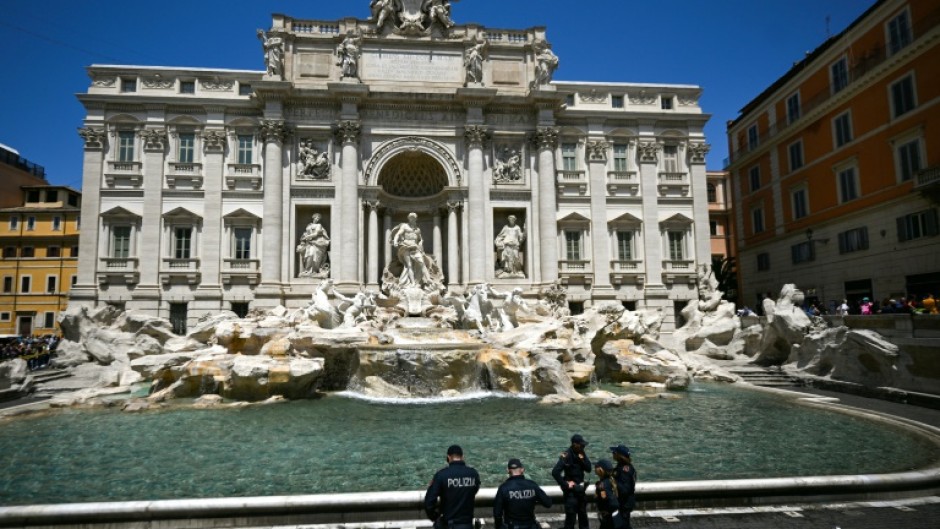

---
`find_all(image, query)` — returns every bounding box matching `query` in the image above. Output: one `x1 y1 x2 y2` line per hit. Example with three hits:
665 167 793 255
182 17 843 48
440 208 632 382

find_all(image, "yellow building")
0 186 81 336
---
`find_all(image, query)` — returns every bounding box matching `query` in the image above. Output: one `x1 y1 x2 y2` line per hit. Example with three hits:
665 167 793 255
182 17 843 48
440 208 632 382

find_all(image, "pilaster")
465 124 489 284
257 118 289 303
638 139 664 287
196 127 226 299
137 127 168 296
71 127 107 304
587 139 612 290
535 126 559 283
336 119 362 290
688 142 712 267
366 200 380 287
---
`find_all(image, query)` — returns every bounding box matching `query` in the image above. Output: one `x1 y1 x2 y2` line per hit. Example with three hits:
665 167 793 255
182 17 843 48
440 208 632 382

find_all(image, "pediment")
558 211 590 224
100 206 141 219
162 206 202 220
608 212 642 227
660 213 693 227
222 208 261 220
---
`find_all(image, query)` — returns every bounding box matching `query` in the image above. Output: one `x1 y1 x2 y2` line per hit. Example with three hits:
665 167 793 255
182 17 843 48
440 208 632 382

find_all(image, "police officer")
551 434 592 529
424 445 481 529
592 459 622 529
609 444 637 529
493 458 552 529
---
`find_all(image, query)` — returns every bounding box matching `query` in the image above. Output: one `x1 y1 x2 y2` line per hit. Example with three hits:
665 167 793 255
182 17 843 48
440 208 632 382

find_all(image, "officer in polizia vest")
493 458 552 529
424 444 481 529
551 434 592 529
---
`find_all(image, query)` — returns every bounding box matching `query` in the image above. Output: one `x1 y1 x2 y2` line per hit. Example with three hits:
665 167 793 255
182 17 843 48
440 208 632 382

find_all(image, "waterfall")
509 353 534 396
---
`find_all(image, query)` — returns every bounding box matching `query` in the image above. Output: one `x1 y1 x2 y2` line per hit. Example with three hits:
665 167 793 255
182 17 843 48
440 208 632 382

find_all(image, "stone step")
31 369 71 384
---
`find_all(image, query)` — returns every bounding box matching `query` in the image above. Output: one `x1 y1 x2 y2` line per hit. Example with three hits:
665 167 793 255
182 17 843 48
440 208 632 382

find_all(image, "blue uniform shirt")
424 460 481 525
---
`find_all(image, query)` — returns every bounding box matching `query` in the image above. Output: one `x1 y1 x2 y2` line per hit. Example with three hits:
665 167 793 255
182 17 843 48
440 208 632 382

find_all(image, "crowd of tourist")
0 335 59 370
843 293 938 316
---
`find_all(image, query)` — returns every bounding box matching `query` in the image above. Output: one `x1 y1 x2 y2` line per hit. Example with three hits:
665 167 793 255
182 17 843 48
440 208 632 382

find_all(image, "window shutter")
837 232 846 253
897 216 908 242
926 209 940 237
860 227 869 249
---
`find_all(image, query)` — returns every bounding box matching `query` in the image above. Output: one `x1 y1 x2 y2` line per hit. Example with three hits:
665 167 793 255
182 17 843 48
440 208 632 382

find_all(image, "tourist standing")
592 460 622 529
493 458 552 529
610 444 637 529
552 434 592 529
424 445 481 529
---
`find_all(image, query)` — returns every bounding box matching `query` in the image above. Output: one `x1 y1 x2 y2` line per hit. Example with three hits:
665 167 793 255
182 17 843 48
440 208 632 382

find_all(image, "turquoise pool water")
0 382 936 505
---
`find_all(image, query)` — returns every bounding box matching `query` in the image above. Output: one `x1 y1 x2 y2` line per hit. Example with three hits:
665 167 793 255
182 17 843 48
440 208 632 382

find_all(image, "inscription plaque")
363 48 463 83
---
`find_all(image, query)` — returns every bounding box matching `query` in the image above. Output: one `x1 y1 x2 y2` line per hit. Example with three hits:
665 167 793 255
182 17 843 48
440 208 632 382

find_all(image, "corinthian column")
465 125 488 284
535 127 559 282
688 142 712 268
71 127 107 304
447 201 461 286
366 200 380 286
336 120 362 288
587 140 611 289
260 120 289 287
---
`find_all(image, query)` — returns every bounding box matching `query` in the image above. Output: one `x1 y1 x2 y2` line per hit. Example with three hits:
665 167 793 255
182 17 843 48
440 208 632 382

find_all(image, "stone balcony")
160 257 201 285
222 258 260 285
607 171 639 195
556 170 587 195
166 162 204 189
662 259 696 285
609 260 644 286
104 161 142 188
225 164 263 190
657 171 690 197
97 257 140 285
558 259 593 286
914 166 940 205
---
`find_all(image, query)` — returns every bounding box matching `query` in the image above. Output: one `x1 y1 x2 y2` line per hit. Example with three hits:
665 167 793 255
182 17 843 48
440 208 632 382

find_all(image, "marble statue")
298 140 330 180
493 146 522 182
532 42 559 88
371 0 401 31
423 0 455 30
499 287 529 330
257 30 284 79
336 30 362 79
465 34 488 85
381 212 445 299
494 215 526 278
464 283 501 333
297 214 331 277
338 290 378 328
304 278 347 329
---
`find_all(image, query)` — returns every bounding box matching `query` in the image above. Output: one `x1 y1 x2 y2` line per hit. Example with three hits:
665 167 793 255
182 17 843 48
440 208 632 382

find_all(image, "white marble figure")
423 0 455 30
336 30 362 79
304 278 347 329
499 287 529 330
532 42 559 88
297 214 331 277
465 34 488 85
371 0 401 31
257 30 284 79
493 146 522 182
464 283 501 333
388 212 441 293
298 140 330 179
494 215 526 278
338 290 378 328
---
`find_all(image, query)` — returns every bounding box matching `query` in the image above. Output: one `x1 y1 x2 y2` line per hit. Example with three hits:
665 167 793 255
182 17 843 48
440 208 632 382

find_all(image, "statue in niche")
336 30 362 79
493 146 522 182
464 34 488 85
297 214 331 278
494 215 526 278
423 0 456 30
532 41 559 89
257 30 284 79
385 212 443 293
371 0 402 31
298 140 330 180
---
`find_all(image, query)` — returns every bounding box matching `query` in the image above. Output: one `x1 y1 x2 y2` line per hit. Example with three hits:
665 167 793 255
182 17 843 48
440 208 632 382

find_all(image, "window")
661 96 674 110
667 231 685 261
111 226 131 258
0 313 8 322
46 276 57 294
47 246 61 258
788 140 804 172
887 9 912 55
792 188 808 219
662 145 679 172
565 94 575 106
611 95 624 108
831 57 848 93
45 190 57 202
786 92 801 123
20 276 31 293
838 227 869 254
897 209 939 242
751 207 765 234
890 74 916 118
615 231 633 261
612 144 628 171
749 165 761 192
26 190 40 203
174 227 193 259
231 302 250 318
179 80 195 94
71 275 77 286
707 183 717 203
561 143 578 171
2 277 11 293
237 135 253 165
756 252 770 272
2 247 14 258
564 230 582 260
118 131 136 162
9 216 18 231
121 78 137 93
239 83 253 96
26 217 36 231
791 241 815 264
70 245 79 257
838 166 859 203
896 138 922 182
178 133 195 163
747 125 759 150
709 221 718 236
21 247 34 258
67 194 78 207
233 228 252 260
43 312 55 329
833 112 852 148
52 216 61 231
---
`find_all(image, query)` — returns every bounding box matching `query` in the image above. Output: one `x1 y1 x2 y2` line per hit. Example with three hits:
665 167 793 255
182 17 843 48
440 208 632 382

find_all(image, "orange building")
707 170 737 302
727 0 940 312
0 143 47 207
0 186 81 336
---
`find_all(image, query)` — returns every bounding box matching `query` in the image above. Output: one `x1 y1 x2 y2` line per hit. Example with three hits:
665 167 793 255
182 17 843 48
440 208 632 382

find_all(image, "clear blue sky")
0 0 872 190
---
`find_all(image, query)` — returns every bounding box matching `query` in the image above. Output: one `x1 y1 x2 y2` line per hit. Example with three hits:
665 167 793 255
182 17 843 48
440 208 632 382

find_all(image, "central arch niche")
377 151 447 198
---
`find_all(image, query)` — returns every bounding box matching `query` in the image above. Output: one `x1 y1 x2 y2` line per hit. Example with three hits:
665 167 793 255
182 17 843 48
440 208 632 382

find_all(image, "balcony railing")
104 161 143 187
915 166 940 189
160 258 201 285
167 162 204 189
222 258 260 285
611 260 641 271
107 161 142 173
606 171 639 195
558 259 593 285
658 172 687 182
97 257 139 285
225 164 262 190
164 257 200 270
610 260 644 286
662 260 694 271
556 170 587 195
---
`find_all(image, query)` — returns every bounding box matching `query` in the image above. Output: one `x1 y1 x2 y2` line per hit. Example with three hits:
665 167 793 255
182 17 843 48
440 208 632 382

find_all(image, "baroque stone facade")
70 2 710 332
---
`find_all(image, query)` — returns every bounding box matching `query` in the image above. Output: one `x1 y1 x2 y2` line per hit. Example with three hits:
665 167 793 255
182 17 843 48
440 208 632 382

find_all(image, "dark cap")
507 458 523 469
609 444 632 458
595 459 614 473
447 445 463 456
571 434 588 446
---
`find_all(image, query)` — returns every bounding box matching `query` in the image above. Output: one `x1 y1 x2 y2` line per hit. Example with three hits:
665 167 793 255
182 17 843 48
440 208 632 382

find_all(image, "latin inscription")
363 49 463 83
362 108 463 123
